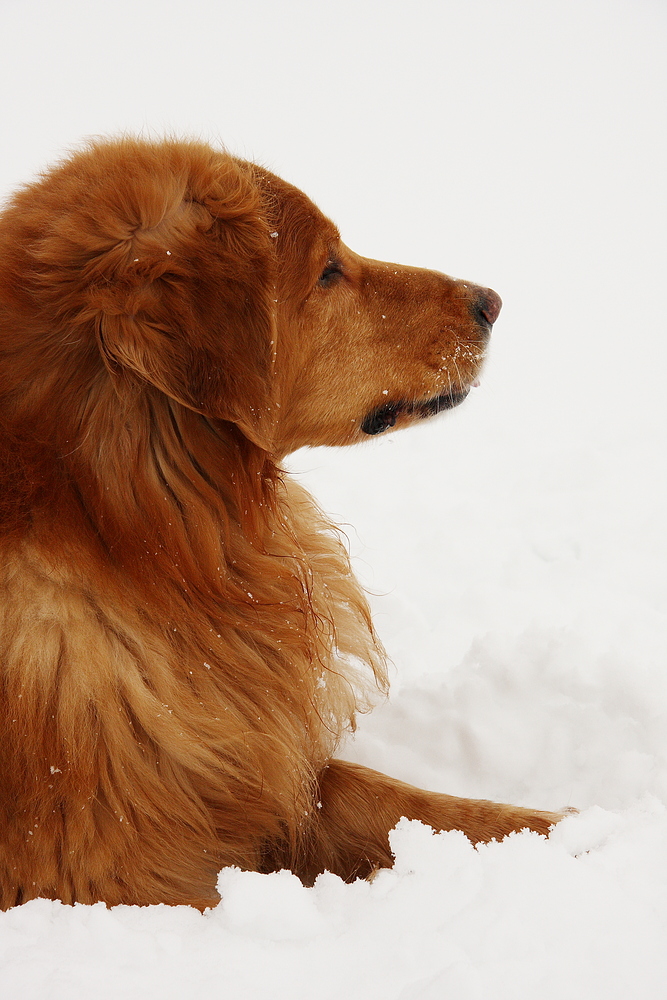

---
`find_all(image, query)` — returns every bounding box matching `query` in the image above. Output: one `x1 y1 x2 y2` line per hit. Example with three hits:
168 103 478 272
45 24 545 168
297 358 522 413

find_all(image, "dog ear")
86 142 277 450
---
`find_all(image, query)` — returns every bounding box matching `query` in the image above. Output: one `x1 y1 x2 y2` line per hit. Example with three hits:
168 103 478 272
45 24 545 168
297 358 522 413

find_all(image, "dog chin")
361 388 471 436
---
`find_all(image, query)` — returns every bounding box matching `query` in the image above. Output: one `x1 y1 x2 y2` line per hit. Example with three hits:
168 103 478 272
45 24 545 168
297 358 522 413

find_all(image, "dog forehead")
248 163 340 257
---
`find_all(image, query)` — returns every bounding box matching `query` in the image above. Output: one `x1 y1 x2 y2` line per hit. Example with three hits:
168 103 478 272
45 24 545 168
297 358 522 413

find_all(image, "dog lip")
361 401 402 435
415 387 470 417
361 387 471 435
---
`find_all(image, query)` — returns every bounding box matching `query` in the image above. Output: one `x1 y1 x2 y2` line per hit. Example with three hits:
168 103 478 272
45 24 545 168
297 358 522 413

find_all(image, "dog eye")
318 260 344 287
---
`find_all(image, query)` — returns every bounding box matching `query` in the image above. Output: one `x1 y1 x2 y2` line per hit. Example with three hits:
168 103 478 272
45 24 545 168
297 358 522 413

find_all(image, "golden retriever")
0 139 561 908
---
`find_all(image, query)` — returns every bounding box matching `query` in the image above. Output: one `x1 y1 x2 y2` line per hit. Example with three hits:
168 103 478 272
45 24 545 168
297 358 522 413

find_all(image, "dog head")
254 165 500 453
5 139 499 457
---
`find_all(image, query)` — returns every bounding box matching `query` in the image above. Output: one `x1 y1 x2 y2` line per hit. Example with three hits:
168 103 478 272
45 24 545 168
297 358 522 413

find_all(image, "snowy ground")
1 0 666 996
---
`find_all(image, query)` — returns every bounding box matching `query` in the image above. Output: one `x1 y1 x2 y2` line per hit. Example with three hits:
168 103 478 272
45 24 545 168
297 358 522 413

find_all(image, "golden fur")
0 139 561 908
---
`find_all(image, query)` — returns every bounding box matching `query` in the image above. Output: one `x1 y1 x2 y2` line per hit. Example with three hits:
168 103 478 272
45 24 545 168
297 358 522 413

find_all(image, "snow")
2 811 667 998
1 0 666 996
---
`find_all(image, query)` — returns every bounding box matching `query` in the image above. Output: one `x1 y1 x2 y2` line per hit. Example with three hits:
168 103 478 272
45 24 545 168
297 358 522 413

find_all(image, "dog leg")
300 759 565 883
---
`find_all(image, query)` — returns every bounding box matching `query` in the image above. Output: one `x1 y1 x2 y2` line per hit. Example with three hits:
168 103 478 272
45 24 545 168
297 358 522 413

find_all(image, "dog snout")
473 287 502 327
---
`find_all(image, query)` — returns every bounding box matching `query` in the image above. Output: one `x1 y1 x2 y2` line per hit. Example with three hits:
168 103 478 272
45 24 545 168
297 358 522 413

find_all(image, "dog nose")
476 288 502 326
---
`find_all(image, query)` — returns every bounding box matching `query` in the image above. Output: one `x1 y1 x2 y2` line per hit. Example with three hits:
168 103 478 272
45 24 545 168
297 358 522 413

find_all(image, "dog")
0 139 562 909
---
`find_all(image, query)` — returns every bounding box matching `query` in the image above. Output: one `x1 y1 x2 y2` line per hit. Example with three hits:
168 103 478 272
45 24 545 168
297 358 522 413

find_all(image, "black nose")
475 288 502 327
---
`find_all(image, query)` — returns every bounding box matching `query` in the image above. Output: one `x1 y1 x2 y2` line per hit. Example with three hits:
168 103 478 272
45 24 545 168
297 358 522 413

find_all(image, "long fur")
0 139 561 909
